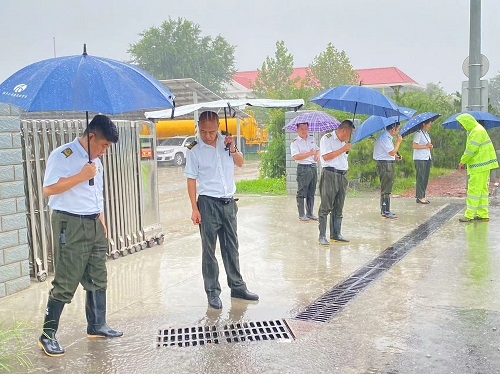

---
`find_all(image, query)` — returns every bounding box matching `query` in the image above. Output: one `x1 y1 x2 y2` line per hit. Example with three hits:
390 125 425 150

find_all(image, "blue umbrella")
400 112 441 137
441 111 500 130
0 45 175 184
310 85 408 118
0 46 175 114
283 111 340 132
351 107 417 144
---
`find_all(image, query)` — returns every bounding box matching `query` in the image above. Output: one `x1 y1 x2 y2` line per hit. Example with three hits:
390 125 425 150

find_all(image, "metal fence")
21 119 164 281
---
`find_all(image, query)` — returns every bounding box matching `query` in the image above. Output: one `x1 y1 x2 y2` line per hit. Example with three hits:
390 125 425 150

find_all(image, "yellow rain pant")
465 170 490 219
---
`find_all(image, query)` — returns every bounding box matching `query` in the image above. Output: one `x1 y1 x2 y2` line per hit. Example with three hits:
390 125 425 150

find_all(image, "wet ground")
1 161 499 373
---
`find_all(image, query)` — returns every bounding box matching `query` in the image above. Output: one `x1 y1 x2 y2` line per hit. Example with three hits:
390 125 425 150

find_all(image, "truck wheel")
174 153 185 166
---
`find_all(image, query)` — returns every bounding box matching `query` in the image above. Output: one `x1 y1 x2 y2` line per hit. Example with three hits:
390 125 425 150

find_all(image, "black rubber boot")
331 217 349 242
86 290 123 338
318 216 329 245
297 197 309 221
38 298 65 357
382 195 397 219
306 198 318 220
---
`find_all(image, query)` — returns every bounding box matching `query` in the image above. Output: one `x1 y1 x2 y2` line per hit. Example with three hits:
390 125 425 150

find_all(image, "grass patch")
0 321 33 372
236 176 286 195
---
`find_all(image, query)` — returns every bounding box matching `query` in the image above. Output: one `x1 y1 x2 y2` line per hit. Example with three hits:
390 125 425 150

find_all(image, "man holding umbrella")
373 122 403 219
457 113 499 222
317 120 355 245
290 122 320 221
38 115 122 357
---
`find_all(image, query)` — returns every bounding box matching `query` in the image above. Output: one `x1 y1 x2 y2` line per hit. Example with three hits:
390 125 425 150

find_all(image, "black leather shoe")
330 235 350 242
230 289 259 301
416 198 430 204
208 296 222 309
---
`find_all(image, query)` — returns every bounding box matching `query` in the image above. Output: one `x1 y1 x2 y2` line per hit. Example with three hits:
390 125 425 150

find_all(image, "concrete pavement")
1 193 499 373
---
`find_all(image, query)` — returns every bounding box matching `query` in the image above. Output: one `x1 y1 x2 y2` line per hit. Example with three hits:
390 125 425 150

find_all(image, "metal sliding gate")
21 119 164 281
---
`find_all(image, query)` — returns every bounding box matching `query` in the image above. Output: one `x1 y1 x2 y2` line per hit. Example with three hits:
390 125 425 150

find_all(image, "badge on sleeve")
326 133 332 138
61 148 73 158
187 141 197 150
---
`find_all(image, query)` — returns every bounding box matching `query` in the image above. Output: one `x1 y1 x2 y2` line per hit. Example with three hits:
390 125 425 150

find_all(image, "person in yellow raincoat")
457 113 499 222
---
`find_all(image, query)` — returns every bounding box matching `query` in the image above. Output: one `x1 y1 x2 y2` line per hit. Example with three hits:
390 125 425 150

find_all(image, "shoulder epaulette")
326 133 332 138
292 138 297 142
61 148 73 158
187 141 197 150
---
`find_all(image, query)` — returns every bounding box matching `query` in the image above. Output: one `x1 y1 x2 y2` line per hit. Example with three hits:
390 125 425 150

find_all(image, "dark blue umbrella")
400 112 441 137
441 111 500 130
0 46 174 114
310 85 408 118
283 111 340 132
0 45 175 184
351 107 417 144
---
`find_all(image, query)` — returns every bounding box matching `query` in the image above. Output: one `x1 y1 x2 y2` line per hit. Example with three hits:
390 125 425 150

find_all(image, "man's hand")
224 134 236 152
343 143 352 152
81 162 97 181
428 143 434 149
191 209 202 225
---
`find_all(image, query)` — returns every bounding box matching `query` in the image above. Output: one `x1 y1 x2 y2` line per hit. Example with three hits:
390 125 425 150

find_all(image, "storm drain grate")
157 319 293 348
294 203 463 323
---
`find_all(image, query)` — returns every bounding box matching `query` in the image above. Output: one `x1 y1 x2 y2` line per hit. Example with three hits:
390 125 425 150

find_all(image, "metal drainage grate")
157 319 294 348
294 203 463 323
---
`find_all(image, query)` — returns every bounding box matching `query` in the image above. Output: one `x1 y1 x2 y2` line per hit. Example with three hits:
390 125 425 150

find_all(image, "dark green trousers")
414 159 431 199
318 169 348 218
296 164 317 204
377 161 395 197
197 195 246 299
50 211 108 304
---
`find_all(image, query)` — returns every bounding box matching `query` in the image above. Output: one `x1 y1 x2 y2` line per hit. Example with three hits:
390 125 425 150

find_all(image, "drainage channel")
294 203 463 323
157 319 294 348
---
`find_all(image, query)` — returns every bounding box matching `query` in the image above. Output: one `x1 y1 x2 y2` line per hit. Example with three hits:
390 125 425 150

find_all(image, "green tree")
306 42 358 90
251 41 298 100
489 72 500 113
128 17 236 95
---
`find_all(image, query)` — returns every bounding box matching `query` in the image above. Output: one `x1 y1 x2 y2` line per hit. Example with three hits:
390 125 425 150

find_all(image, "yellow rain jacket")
457 113 498 174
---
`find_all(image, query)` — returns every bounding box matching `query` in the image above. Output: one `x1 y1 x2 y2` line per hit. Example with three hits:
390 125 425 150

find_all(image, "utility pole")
468 0 481 110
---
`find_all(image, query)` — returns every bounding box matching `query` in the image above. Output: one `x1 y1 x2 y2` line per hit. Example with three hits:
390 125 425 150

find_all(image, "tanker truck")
155 114 268 153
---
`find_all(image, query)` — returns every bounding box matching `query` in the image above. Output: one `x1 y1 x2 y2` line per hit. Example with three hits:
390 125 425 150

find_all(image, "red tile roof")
232 66 417 89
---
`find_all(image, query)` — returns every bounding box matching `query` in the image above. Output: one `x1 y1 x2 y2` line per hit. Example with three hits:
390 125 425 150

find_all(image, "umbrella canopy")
283 111 341 132
351 107 417 144
400 112 441 137
310 85 408 118
441 111 500 130
0 48 175 114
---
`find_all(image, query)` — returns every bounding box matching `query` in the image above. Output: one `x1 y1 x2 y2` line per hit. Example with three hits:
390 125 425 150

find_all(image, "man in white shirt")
290 122 320 221
185 111 259 310
317 120 355 245
373 123 402 219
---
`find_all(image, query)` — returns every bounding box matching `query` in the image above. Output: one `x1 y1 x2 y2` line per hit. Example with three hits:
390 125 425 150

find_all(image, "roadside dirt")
399 169 468 198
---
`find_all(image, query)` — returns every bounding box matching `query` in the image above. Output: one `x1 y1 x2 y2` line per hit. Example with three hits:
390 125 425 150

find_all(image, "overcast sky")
1 0 498 94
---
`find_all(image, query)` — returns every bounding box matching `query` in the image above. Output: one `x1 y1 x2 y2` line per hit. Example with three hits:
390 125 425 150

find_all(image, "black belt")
199 195 238 205
56 210 100 220
298 164 316 168
324 167 347 175
377 160 395 163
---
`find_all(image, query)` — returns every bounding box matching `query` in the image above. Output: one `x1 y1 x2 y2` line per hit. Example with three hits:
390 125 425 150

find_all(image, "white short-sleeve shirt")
373 131 396 161
320 131 349 170
290 134 319 165
43 138 104 214
412 130 432 160
184 134 236 198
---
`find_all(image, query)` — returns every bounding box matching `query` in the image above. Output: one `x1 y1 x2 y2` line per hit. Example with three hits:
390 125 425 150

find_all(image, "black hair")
85 115 119 143
198 111 219 124
296 122 309 129
338 119 355 130
386 122 400 131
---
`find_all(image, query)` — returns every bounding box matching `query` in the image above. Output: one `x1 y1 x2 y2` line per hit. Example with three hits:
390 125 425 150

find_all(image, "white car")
156 136 196 166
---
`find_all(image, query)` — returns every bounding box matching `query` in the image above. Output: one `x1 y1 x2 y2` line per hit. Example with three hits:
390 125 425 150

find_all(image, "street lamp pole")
468 0 481 110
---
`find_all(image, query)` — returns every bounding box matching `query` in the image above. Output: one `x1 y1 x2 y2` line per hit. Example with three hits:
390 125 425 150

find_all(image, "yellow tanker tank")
155 116 268 147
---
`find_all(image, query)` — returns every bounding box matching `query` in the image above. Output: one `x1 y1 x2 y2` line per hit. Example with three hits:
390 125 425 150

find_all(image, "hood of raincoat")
456 113 479 131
